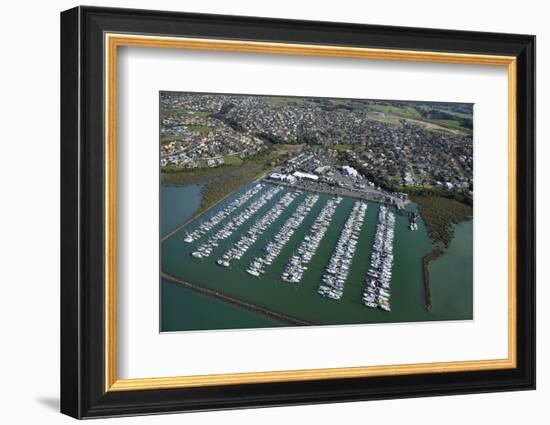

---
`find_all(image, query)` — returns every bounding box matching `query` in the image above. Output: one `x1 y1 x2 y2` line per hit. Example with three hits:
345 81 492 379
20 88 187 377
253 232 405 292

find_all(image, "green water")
430 220 473 318
161 184 202 237
160 181 473 331
161 279 281 331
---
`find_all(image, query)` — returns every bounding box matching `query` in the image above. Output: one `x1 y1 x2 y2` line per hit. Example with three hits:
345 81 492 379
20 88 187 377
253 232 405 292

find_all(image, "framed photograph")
60 6 535 419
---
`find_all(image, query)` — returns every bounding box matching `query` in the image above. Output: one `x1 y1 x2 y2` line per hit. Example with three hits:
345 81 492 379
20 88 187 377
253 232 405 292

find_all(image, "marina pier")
264 177 407 209
161 181 473 330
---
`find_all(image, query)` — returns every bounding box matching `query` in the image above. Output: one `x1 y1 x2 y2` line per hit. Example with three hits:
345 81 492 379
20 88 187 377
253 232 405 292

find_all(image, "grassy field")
367 103 423 119
187 125 214 133
432 119 469 132
333 143 352 153
364 101 472 135
160 135 184 144
223 155 244 166
364 111 400 125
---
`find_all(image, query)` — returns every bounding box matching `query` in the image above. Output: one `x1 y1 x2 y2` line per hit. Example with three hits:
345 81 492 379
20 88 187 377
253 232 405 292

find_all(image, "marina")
282 196 341 284
362 205 396 312
184 183 264 243
317 200 367 300
161 181 473 330
159 93 474 333
217 190 300 266
246 193 319 277
190 185 283 259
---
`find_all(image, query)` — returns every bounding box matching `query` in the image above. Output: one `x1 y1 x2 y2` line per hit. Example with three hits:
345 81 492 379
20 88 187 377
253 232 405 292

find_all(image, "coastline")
160 143 302 225
161 182 248 243
161 170 272 243
411 195 473 312
421 248 442 312
421 218 473 312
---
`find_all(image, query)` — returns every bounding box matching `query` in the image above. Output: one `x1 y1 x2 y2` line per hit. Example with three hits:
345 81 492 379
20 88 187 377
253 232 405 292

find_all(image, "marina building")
269 172 297 183
340 165 360 178
293 171 319 181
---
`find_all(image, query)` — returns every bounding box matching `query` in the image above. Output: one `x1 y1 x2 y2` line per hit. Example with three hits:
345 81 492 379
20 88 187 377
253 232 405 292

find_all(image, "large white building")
293 171 319 181
269 172 297 183
340 165 359 178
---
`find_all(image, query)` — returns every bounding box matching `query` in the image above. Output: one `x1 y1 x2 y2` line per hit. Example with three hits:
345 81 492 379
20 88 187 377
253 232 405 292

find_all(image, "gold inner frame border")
104 33 517 392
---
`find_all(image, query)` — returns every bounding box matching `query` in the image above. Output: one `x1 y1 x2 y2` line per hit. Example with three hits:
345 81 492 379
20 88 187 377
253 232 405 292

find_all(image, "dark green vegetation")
223 155 244 166
346 155 473 207
160 135 185 144
333 143 353 153
421 248 443 311
161 144 303 217
411 195 473 249
411 195 473 311
163 165 263 218
186 125 213 133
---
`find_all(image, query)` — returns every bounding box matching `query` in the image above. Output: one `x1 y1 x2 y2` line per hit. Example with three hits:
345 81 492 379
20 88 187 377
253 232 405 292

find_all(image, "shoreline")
411 195 473 313
421 248 443 312
161 183 239 243
161 272 313 327
421 218 472 312
161 171 271 243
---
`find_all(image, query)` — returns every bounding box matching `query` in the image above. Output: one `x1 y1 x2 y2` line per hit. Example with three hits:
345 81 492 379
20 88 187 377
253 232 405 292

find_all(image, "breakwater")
161 272 312 326
161 182 473 331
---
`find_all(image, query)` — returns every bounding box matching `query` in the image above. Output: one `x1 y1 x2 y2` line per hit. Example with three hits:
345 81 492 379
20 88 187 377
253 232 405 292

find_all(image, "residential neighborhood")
160 91 473 201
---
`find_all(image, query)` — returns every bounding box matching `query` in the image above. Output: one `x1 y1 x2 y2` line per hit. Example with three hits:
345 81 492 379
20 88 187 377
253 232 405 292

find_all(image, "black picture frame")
61 5 536 419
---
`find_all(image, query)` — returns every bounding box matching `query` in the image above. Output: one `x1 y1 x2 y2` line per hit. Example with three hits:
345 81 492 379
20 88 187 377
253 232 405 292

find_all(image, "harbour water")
160 181 473 331
429 220 474 318
161 279 281 331
161 184 202 237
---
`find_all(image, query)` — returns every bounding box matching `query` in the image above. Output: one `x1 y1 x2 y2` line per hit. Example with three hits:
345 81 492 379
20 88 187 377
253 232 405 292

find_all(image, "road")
265 178 407 209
